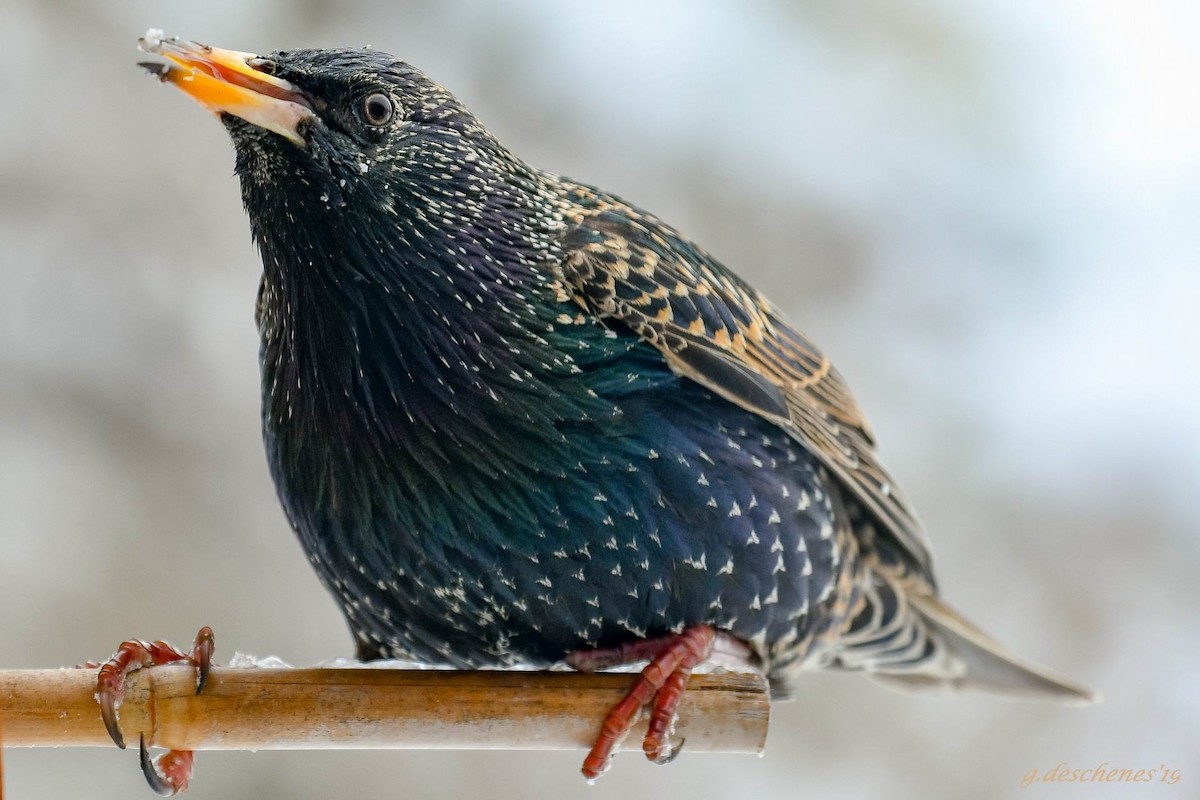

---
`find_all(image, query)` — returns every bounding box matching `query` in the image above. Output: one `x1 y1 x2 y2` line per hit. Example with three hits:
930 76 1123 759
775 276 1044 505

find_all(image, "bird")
107 32 1094 795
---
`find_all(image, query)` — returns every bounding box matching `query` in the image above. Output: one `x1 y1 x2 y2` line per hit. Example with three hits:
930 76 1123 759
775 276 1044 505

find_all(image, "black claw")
193 626 215 695
653 737 686 765
139 734 177 797
100 690 126 750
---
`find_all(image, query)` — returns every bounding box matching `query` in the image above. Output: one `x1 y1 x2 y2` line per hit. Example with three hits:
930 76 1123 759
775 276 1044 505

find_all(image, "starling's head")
138 33 533 255
137 31 575 426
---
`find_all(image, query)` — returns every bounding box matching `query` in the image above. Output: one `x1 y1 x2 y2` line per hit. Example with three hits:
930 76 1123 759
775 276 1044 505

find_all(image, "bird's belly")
270 391 855 674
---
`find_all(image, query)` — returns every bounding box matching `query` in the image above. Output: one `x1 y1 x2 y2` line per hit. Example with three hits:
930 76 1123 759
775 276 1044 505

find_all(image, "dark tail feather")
868 592 1098 703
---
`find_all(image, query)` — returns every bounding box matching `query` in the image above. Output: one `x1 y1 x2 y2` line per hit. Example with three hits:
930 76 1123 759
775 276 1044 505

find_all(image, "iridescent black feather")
224 48 1091 701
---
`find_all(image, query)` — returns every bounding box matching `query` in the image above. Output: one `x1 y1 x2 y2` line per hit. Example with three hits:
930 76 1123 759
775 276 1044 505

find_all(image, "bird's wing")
559 202 936 583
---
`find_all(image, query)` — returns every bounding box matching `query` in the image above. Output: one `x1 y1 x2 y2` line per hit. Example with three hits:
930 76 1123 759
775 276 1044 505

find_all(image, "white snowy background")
1 1 1196 798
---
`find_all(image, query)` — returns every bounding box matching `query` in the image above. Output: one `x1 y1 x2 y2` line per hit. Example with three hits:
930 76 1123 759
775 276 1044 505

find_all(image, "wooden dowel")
0 667 769 753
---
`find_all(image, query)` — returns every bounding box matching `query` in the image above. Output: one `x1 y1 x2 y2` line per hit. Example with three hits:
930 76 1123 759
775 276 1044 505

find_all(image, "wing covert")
558 198 936 584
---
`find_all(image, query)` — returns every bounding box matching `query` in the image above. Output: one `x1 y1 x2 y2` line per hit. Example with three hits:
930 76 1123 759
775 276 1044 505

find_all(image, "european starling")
116 32 1094 793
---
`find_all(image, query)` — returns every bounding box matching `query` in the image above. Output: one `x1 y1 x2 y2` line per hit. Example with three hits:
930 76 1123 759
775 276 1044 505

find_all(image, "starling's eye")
361 93 395 127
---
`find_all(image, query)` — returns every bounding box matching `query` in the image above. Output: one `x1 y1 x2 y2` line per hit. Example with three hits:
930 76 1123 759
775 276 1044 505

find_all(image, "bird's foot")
93 626 214 796
139 735 196 796
568 624 716 780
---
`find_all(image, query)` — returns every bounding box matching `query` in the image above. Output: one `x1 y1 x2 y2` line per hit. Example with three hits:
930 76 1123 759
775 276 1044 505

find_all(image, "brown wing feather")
558 197 936 584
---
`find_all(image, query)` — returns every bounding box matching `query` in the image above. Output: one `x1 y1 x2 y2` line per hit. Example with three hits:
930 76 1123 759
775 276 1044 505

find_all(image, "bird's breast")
262 343 856 672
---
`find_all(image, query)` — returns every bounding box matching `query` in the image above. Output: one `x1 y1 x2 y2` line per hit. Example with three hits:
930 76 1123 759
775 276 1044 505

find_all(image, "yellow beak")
138 31 314 147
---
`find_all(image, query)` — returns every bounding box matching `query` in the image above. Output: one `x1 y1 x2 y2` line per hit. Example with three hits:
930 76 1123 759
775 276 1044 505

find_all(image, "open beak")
137 30 314 147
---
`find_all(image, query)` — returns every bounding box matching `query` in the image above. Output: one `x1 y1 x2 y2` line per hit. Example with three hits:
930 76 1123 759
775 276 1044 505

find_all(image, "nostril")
247 57 278 76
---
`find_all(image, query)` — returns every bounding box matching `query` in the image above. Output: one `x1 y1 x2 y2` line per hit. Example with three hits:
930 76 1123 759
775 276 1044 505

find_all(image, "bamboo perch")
0 666 769 753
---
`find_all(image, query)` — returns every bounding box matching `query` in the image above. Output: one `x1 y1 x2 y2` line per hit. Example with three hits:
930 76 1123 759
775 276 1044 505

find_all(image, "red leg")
93 627 214 796
566 632 685 673
574 625 716 780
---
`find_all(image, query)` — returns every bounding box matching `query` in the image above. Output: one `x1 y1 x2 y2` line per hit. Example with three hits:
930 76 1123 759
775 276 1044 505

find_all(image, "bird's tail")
864 591 1098 703
826 566 1097 703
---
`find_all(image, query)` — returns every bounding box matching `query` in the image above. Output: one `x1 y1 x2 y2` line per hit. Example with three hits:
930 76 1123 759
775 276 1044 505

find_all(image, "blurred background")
1 1 1196 798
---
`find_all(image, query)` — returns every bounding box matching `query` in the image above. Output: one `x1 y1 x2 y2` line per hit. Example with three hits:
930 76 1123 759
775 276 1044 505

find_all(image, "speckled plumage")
216 47 1090 703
